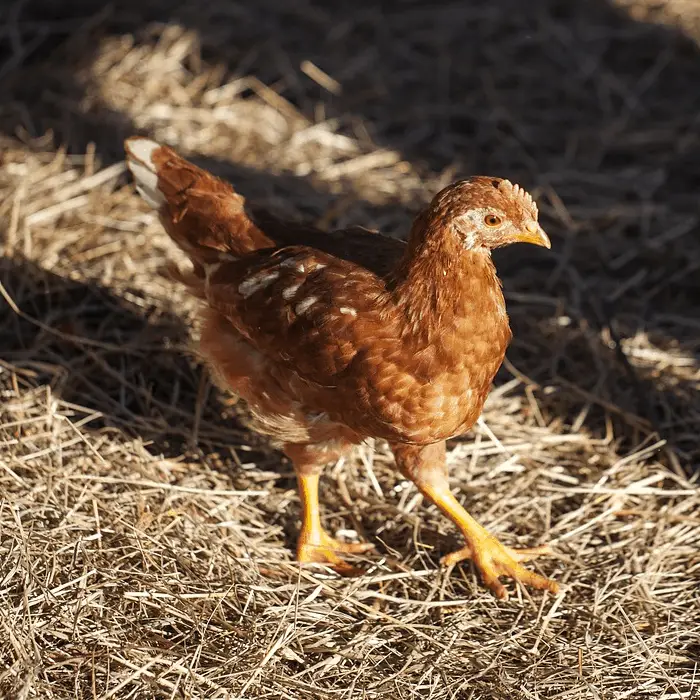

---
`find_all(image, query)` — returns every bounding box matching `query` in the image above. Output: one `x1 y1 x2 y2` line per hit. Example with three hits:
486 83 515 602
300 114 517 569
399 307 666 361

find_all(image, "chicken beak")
515 221 551 249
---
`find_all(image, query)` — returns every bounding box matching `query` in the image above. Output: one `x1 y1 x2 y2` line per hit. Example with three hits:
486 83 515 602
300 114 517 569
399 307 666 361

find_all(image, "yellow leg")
295 470 373 575
393 442 559 600
421 479 559 599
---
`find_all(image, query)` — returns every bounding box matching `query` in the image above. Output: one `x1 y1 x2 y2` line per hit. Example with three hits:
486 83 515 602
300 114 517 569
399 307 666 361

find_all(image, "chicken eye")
484 213 502 227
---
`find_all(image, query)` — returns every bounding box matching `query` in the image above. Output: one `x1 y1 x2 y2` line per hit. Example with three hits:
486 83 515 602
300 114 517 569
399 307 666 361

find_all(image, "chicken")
124 137 558 599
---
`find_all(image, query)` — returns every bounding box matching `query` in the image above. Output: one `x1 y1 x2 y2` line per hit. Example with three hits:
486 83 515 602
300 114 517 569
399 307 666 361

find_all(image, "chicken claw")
297 530 374 576
442 538 559 600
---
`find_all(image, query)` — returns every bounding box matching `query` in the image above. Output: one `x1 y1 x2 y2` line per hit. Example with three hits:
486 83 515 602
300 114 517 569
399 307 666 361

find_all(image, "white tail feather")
125 137 165 209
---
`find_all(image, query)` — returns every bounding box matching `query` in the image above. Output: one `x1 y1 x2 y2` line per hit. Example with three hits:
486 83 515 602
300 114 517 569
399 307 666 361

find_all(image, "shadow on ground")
0 255 268 461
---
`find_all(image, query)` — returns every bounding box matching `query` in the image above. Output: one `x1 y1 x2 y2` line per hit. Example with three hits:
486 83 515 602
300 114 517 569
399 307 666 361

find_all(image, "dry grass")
1 0 699 698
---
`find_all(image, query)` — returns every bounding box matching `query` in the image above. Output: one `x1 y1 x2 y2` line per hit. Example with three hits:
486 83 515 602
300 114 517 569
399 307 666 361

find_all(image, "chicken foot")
288 444 374 575
392 442 559 600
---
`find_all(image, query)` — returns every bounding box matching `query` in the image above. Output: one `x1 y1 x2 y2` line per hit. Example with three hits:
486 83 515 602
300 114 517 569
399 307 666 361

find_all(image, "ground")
0 0 699 698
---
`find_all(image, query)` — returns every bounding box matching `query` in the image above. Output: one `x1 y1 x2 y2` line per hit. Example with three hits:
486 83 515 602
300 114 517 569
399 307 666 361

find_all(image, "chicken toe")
441 539 559 600
297 529 373 576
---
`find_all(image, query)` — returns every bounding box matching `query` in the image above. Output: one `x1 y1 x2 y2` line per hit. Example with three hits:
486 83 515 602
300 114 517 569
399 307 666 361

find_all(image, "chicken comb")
498 179 538 216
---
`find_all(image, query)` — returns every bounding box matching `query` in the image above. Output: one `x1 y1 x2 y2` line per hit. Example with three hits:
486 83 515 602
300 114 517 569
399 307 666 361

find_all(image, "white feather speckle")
282 283 302 300
339 307 357 317
295 296 318 315
238 271 280 298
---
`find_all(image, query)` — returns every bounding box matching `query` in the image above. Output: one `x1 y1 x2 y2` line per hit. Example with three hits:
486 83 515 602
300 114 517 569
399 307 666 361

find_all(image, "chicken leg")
392 442 559 600
286 443 374 574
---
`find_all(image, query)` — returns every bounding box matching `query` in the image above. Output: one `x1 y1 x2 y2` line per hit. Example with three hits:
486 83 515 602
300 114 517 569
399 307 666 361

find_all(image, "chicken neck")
389 211 508 345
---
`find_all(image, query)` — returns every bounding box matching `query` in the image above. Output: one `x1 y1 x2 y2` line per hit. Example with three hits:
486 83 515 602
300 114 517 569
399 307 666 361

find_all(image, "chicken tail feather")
124 137 273 272
124 138 167 209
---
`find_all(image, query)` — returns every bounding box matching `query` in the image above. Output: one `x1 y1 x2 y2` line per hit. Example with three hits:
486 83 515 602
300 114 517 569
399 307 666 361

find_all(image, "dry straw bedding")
0 0 698 698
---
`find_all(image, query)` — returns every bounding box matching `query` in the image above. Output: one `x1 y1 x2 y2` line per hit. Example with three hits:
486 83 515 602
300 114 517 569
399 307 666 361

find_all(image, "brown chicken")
125 137 558 599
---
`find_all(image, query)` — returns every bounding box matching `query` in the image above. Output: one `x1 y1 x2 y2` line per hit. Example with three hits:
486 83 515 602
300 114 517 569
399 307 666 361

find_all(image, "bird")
124 136 558 600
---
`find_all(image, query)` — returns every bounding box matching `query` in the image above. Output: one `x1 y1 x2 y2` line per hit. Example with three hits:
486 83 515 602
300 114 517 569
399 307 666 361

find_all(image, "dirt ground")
1 0 699 698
